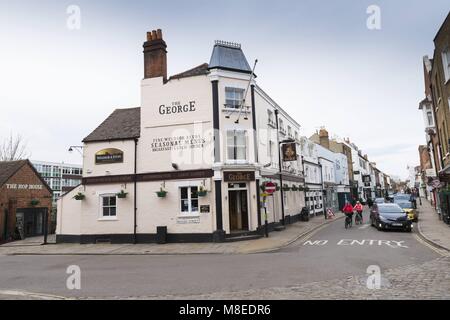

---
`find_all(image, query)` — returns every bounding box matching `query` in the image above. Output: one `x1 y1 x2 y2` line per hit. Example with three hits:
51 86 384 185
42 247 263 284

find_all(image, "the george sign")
282 143 297 162
224 171 255 182
95 148 124 164
200 205 210 213
264 181 276 195
159 101 196 115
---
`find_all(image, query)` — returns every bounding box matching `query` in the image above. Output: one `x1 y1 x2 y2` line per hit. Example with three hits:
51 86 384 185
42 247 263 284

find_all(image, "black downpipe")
133 138 138 244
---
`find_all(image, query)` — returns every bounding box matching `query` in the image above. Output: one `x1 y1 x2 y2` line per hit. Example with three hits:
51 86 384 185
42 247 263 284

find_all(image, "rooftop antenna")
234 59 258 124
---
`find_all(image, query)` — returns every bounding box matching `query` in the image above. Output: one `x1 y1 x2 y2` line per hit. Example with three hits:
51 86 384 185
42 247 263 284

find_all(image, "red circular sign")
265 182 276 194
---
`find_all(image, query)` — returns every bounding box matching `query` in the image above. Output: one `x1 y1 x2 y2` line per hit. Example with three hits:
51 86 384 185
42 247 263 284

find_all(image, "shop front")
0 160 52 243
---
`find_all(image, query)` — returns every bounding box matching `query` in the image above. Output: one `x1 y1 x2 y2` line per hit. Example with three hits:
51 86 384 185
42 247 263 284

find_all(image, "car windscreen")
397 202 412 209
378 205 405 214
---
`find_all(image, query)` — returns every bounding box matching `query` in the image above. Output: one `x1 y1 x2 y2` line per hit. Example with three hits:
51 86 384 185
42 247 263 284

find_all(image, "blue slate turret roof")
208 41 252 74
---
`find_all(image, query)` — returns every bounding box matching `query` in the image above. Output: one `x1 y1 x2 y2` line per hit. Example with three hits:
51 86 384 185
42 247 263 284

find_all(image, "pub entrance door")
228 183 249 232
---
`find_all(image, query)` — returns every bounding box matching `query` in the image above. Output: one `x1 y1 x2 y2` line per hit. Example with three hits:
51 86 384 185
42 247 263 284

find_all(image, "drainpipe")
275 109 285 226
133 138 138 244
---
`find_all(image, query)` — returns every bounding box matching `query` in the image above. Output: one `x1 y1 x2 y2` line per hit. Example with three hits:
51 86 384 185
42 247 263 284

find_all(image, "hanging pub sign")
362 175 371 183
95 148 124 164
282 143 297 162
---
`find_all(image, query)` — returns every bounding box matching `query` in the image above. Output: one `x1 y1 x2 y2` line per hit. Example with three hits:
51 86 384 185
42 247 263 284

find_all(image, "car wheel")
405 227 412 233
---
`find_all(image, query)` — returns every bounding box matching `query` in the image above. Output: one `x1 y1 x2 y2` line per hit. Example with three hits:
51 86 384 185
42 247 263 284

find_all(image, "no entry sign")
265 182 276 195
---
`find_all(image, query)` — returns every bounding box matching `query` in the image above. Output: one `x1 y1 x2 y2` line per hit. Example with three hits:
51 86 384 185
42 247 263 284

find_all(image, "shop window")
180 186 199 215
225 87 244 108
101 195 117 217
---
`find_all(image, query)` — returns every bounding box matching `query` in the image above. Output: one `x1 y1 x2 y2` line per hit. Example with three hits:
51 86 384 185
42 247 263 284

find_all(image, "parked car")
396 201 418 222
374 197 385 204
370 203 412 232
393 193 412 203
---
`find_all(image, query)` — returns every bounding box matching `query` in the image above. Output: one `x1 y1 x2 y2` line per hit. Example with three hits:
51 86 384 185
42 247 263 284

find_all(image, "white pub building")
57 30 305 243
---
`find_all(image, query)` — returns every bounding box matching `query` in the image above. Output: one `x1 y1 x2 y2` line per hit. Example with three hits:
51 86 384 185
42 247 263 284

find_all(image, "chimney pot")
143 29 168 81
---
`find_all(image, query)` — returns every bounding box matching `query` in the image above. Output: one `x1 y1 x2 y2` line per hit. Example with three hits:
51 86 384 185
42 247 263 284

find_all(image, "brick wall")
0 163 52 242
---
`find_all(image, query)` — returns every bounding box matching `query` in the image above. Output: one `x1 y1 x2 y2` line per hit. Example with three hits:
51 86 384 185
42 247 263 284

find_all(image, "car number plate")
392 223 403 226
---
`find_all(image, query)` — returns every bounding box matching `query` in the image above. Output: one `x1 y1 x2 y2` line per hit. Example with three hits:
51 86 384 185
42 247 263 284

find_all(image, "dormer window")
225 87 244 109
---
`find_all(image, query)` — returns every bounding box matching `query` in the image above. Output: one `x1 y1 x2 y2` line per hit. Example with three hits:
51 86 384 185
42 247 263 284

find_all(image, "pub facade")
0 160 53 243
57 30 305 243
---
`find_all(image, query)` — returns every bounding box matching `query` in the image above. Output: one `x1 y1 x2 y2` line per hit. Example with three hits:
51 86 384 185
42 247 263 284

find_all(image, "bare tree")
0 133 31 161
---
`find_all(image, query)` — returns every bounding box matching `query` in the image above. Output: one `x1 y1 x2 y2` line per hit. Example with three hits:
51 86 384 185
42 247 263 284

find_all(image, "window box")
73 193 85 201
116 190 128 199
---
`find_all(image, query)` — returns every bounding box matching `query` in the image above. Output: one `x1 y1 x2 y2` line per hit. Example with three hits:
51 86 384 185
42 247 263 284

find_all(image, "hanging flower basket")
156 188 168 198
198 186 208 197
73 193 85 201
282 185 291 192
291 185 299 191
30 199 40 207
117 190 128 199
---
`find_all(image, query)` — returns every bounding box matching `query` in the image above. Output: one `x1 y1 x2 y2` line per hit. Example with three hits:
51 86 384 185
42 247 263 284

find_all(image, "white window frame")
442 48 450 83
226 129 248 163
225 87 245 109
99 194 118 220
179 186 200 216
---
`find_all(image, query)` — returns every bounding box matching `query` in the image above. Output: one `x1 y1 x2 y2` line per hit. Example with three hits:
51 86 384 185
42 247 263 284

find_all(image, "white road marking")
358 224 371 230
302 239 408 248
0 289 68 300
413 234 449 257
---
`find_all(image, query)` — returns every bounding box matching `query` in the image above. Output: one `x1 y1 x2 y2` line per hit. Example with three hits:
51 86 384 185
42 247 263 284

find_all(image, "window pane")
103 197 109 206
236 131 246 146
191 200 199 212
227 146 235 160
191 187 198 199
109 197 116 206
181 187 188 199
110 207 116 216
103 207 109 216
181 200 189 212
236 146 246 160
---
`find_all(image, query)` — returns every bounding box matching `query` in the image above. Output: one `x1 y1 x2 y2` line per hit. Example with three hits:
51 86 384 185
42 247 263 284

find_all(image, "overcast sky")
0 0 448 179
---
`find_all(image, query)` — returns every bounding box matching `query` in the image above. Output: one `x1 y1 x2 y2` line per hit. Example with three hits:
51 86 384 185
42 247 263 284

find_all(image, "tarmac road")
0 209 446 299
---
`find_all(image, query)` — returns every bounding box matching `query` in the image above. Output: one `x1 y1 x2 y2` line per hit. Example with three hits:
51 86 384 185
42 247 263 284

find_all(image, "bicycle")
345 213 353 229
355 211 363 225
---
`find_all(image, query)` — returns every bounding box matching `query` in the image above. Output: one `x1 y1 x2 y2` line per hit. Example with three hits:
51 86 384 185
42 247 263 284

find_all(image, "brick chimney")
319 128 330 149
143 29 167 81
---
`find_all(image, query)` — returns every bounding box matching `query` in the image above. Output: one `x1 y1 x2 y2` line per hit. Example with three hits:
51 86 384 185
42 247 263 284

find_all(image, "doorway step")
225 231 262 242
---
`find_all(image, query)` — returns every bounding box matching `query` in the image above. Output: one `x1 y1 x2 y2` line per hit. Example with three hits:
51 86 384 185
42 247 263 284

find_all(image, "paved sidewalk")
417 199 450 252
0 213 342 256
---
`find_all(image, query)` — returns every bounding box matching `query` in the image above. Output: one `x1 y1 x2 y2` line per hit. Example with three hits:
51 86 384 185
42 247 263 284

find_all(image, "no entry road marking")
303 239 408 248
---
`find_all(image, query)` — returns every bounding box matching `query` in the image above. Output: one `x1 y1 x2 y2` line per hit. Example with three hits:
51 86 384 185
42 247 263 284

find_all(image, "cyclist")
354 201 363 224
342 202 354 227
